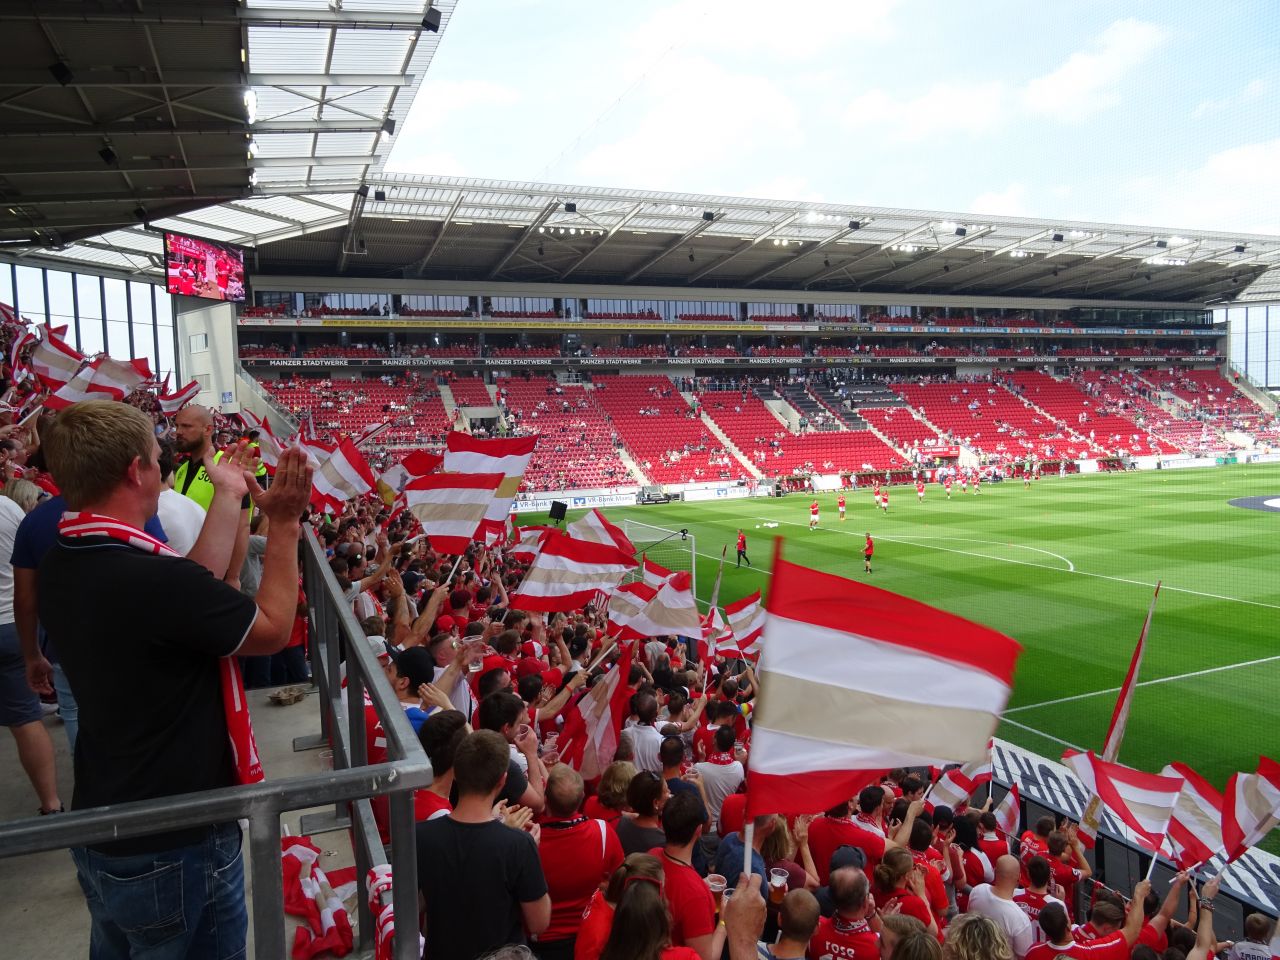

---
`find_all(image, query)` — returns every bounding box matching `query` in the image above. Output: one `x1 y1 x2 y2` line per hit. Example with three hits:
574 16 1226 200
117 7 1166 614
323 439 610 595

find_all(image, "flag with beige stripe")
403 472 505 554
1222 756 1280 862
744 549 1022 817
442 431 538 543
509 528 637 612
1063 750 1184 852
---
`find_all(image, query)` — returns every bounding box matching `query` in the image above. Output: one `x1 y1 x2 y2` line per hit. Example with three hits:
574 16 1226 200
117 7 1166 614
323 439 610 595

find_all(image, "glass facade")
0 261 179 382
1220 304 1279 387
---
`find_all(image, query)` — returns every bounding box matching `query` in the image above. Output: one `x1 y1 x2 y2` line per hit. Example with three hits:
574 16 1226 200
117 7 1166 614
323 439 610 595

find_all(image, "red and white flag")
926 748 994 811
311 437 379 514
558 642 634 781
509 529 637 612
1063 750 1184 853
609 571 702 640
703 607 739 658
442 431 537 543
565 507 636 555
8 327 36 382
510 524 553 563
1222 756 1280 862
403 472 504 554
43 365 98 411
352 418 394 448
86 356 152 399
744 549 1021 816
642 556 674 588
28 334 84 390
157 379 201 415
376 450 443 506
994 783 1022 839
1079 583 1160 848
606 580 658 640
724 591 766 659
240 409 285 469
1161 761 1224 870
280 836 355 960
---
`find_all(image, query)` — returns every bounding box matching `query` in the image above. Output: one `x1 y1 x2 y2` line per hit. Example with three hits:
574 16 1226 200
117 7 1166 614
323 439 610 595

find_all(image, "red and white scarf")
58 511 265 785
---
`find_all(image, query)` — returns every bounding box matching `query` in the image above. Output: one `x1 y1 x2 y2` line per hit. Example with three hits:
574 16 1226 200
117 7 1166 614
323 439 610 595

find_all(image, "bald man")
968 855 1035 959
172 405 251 588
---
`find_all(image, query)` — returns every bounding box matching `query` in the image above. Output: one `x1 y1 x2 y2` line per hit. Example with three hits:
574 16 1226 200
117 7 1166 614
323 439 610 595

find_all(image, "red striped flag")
443 432 537 543
606 581 658 640
403 472 504 555
8 327 36 382
1063 750 1184 852
29 334 84 389
1161 762 1224 870
642 556 674 588
311 437 379 514
926 749 994 810
704 607 738 658
240 409 285 470
158 379 201 415
352 419 395 448
376 450 442 506
510 524 553 563
557 642 634 780
86 356 152 398
994 783 1021 839
744 547 1021 816
608 571 702 639
509 529 637 612
1222 756 1280 862
565 508 636 555
1079 583 1160 848
724 591 766 659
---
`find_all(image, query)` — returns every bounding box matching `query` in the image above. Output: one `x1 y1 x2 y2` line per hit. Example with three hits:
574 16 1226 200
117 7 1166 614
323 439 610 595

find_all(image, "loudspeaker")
549 501 568 522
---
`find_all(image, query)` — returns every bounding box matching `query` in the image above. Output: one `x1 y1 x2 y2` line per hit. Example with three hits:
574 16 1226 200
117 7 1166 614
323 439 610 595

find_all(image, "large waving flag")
29 334 84 390
724 591 766 659
1161 762 1224 870
744 548 1021 816
8 327 36 382
926 748 994 811
1079 583 1160 847
442 432 537 543
509 529 637 612
642 556 674 588
158 379 201 415
565 507 636 555
1222 756 1280 862
558 642 634 781
311 437 379 514
1063 750 1184 852
606 581 657 640
376 450 443 506
404 472 504 554
613 571 703 639
352 419 394 448
705 607 739 658
86 356 153 399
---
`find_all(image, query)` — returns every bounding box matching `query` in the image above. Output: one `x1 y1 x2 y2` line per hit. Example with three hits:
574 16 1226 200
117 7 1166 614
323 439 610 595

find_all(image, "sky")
387 0 1280 235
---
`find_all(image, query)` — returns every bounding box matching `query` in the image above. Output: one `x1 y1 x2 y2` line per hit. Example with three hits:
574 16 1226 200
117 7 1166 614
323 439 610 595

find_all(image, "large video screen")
163 231 246 303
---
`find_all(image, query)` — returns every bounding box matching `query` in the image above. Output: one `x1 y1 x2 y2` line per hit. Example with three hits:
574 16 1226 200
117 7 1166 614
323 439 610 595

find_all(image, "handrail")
0 529 431 959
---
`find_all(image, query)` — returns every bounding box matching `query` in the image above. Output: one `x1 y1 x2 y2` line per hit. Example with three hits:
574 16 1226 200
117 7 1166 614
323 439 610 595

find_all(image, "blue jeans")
52 661 79 752
70 821 247 960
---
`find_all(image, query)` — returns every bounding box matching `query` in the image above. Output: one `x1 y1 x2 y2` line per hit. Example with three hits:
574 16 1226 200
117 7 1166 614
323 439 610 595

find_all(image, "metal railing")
0 530 431 959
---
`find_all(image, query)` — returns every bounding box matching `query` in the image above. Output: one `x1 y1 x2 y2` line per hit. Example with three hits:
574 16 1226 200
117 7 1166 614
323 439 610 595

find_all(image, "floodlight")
702 211 715 221
564 202 576 213
422 8 442 31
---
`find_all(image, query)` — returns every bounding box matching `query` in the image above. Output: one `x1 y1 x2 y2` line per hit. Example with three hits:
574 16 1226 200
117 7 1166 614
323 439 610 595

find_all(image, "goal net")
622 519 697 600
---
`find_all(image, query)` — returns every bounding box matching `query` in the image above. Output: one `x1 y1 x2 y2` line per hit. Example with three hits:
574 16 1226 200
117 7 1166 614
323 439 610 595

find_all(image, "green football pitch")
524 462 1280 850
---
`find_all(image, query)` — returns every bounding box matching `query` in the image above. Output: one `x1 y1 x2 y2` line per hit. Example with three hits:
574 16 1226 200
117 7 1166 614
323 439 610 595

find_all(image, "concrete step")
700 413 764 479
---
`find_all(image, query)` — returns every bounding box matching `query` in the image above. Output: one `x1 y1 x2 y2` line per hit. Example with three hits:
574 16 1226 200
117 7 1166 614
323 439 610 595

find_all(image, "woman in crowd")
598 857 700 960
942 913 1012 960
615 771 667 855
874 848 939 938
576 854 666 960
585 761 636 823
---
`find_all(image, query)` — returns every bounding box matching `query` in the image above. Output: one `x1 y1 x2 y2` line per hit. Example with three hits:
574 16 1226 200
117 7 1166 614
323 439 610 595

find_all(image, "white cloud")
1021 18 1167 121
969 184 1029 217
1192 78 1268 118
843 82 1008 141
1120 138 1280 234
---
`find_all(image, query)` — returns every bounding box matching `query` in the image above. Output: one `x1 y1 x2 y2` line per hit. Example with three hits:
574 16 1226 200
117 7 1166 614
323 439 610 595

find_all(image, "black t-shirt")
38 536 258 853
415 816 547 959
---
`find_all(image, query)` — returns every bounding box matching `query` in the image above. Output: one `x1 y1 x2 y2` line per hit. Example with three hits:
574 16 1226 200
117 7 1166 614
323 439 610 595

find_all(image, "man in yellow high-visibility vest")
173 405 250 585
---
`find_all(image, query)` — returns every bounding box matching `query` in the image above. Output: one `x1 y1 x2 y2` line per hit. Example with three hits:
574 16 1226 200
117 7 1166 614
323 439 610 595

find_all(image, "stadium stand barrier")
0 530 430 960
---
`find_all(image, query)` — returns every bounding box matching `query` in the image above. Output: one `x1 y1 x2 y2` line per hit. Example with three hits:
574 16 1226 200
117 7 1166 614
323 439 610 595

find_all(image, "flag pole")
1144 851 1160 882
743 820 755 880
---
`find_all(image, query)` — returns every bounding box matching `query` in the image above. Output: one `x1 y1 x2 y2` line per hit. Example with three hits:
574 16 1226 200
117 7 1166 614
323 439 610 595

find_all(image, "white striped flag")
8 327 36 382
557 642 634 781
29 334 84 390
442 431 537 543
352 419 394 448
642 556 674 588
565 507 636 555
403 472 504 555
1161 762 1224 870
87 356 153 399
1222 756 1280 862
704 607 739 658
311 437 379 514
994 783 1022 839
610 571 702 640
926 749 994 810
607 581 658 640
158 379 201 415
240 409 285 470
376 450 443 506
43 365 98 411
510 524 554 563
1079 582 1160 848
1063 750 1184 852
744 548 1021 816
724 591 766 659
508 529 637 613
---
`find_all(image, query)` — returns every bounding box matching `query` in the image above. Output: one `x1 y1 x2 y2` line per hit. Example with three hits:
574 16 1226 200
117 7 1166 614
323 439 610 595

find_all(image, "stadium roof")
0 0 452 267
1 2 1277 306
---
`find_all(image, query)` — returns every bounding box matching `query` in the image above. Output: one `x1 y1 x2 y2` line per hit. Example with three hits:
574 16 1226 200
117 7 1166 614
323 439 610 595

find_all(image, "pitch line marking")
999 717 1085 752
880 535 1075 572
749 515 1280 613
1005 653 1280 714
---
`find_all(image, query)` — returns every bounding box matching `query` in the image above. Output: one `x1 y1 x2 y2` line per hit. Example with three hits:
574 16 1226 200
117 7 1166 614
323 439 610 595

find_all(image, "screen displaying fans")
163 232 246 303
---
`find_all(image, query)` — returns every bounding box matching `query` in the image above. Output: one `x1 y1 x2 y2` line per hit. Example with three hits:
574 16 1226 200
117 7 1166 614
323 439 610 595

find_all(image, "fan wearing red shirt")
414 709 467 823
1019 816 1054 883
575 855 667 960
1135 871 1189 954
978 811 1011 866
907 819 950 929
1071 901 1124 944
808 789 921 884
808 866 881 960
1045 829 1091 919
1015 857 1067 946
1027 881 1150 960
872 847 939 939
650 792 716 958
535 766 624 958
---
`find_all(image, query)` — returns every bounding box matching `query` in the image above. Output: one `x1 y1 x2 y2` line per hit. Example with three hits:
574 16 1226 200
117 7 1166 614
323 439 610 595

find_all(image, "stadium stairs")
697 411 765 480
437 382 458 420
